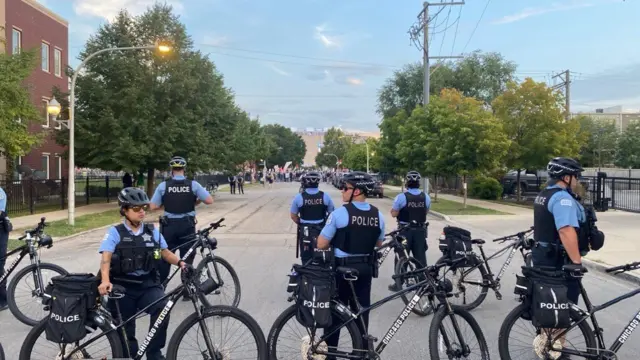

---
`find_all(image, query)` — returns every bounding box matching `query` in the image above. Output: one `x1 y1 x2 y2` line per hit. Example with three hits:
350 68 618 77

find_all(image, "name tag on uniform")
122 237 133 242
560 199 573 207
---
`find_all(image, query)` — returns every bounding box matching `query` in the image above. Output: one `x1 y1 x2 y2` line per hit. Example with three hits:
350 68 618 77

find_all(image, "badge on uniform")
560 199 572 207
142 233 152 242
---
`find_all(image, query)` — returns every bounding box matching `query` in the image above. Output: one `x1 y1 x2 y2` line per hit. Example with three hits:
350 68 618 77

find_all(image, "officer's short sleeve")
425 194 432 210
323 193 335 213
392 193 406 211
150 182 166 206
0 187 6 212
98 227 120 253
290 193 303 214
548 192 580 230
320 206 347 241
192 180 210 201
378 210 386 241
153 228 169 249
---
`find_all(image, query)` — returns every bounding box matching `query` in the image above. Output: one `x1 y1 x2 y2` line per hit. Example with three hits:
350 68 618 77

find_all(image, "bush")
469 175 503 200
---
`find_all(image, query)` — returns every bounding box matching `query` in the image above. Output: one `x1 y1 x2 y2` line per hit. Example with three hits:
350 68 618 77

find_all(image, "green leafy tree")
615 122 640 168
261 124 306 167
492 78 581 201
575 115 618 167
343 138 380 172
0 38 43 178
378 110 410 176
314 127 353 168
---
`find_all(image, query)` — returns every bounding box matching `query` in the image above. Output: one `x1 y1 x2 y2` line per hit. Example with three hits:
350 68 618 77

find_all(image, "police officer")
316 171 385 348
98 187 189 360
388 170 431 291
228 174 236 194
290 171 335 263
237 172 245 194
0 185 9 311
150 156 213 291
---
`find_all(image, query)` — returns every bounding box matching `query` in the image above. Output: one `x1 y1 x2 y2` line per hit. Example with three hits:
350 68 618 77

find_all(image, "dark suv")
369 173 384 198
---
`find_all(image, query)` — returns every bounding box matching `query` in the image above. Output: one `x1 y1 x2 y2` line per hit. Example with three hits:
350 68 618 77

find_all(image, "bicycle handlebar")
605 261 640 274
492 226 534 243
385 220 429 237
17 217 48 240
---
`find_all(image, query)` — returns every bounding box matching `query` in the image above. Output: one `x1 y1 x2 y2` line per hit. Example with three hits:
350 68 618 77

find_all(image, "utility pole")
552 69 571 120
409 1 465 106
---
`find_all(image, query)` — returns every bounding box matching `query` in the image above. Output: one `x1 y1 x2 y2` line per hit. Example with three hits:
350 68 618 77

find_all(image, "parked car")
369 173 384 198
501 169 545 196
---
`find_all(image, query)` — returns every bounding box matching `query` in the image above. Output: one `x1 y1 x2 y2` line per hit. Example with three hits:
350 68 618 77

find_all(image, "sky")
37 0 640 132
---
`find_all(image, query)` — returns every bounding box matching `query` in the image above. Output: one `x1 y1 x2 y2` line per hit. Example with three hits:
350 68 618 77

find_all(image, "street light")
66 42 171 225
46 97 61 118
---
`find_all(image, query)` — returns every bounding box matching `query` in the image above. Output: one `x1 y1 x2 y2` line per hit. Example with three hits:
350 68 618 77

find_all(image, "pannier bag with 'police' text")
291 263 336 328
45 273 98 343
522 267 571 329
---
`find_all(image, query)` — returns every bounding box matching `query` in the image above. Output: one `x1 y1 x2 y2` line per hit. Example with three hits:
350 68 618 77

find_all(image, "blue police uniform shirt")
150 175 210 218
320 201 385 258
0 187 6 213
540 184 586 248
98 221 168 276
290 188 336 224
391 187 431 227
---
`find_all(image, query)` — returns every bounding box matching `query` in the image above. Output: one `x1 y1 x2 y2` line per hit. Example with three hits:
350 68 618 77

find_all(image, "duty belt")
336 256 370 265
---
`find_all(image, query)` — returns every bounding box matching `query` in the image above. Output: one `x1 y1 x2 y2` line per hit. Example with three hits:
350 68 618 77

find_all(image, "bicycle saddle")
471 238 485 244
110 284 126 296
336 267 359 278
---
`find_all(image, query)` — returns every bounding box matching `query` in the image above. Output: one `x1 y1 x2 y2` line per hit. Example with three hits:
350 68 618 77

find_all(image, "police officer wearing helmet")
388 170 431 291
98 187 189 360
316 171 385 347
149 156 213 292
290 171 335 263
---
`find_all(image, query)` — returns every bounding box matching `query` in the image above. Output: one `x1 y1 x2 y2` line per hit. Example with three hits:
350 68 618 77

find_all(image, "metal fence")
0 174 228 216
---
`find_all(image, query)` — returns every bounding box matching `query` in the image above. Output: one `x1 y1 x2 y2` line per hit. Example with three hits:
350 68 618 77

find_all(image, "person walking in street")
0 185 10 312
122 172 133 188
267 172 274 189
228 174 236 194
149 156 213 299
237 172 245 194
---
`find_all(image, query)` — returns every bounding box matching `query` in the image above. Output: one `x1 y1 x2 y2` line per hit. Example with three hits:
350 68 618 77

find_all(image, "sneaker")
0 304 8 312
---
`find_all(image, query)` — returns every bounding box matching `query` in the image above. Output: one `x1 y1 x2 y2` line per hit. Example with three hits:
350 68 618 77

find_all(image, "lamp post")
66 43 171 225
46 97 61 119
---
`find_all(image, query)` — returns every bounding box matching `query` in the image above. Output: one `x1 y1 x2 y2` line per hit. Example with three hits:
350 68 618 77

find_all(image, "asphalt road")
1 182 639 359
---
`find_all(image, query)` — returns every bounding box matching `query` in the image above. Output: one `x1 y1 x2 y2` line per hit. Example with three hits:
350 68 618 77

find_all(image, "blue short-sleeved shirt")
392 188 431 226
151 175 210 218
0 187 6 213
546 185 585 230
98 221 168 276
320 201 385 258
290 188 336 224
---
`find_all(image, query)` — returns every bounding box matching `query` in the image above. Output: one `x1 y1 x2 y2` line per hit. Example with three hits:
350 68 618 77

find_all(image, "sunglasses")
129 205 148 212
341 186 355 192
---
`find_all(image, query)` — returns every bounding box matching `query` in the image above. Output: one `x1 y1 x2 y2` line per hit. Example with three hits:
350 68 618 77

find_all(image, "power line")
450 5 463 54
462 0 491 53
438 6 454 57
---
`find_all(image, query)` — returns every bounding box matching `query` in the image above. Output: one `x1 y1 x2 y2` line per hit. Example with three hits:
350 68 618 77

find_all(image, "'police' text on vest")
351 215 379 227
167 186 191 193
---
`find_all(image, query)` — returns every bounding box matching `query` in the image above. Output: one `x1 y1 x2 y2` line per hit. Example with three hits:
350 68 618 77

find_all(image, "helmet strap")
125 216 142 229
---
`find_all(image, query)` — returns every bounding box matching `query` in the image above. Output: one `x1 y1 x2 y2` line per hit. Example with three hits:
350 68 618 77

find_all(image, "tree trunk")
146 168 155 197
516 168 522 202
462 174 468 208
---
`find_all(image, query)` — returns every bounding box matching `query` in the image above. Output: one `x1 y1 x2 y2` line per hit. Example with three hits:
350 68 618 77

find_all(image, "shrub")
469 175 503 200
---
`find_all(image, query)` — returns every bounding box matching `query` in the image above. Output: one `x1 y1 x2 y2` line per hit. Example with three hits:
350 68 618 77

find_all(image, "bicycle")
3 217 68 326
498 261 640 359
0 341 4 360
19 266 267 359
434 226 535 311
267 258 489 359
163 217 241 307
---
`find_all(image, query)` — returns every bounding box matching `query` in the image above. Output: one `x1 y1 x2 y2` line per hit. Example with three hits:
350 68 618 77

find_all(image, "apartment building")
571 105 640 132
295 127 381 166
0 0 69 180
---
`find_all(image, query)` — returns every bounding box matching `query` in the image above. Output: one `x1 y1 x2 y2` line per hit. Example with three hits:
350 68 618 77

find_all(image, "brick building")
0 0 69 180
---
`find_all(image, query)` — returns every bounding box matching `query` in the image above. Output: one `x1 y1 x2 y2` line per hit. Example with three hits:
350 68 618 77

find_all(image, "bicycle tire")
394 257 434 316
498 303 597 360
428 305 490 360
8 262 68 326
195 255 241 307
267 304 363 359
435 256 489 311
19 318 124 360
166 305 267 360
0 341 5 360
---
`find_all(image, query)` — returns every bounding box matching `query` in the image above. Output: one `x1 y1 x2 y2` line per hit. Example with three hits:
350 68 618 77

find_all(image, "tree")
615 122 640 168
314 127 353 168
575 115 618 167
492 78 581 201
0 39 43 178
343 138 380 172
378 110 411 176
261 124 306 168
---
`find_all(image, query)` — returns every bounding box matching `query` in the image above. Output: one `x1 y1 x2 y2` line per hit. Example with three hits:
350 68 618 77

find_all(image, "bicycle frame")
0 234 47 293
162 233 222 290
456 238 527 291
376 236 409 267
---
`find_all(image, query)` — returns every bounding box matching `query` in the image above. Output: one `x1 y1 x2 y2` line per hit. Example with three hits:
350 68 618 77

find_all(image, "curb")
582 258 640 285
381 192 451 222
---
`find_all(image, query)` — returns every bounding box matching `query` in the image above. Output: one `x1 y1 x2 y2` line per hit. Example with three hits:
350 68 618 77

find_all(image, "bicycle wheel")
435 256 488 311
394 257 434 316
19 318 124 360
498 303 597 360
267 304 363 359
428 305 489 360
166 305 267 359
0 341 5 360
195 255 241 307
8 262 68 326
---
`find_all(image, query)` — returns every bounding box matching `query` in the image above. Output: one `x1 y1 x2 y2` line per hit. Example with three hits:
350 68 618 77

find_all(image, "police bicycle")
434 226 535 311
165 218 241 307
267 258 489 360
3 217 68 326
498 261 640 360
19 267 267 359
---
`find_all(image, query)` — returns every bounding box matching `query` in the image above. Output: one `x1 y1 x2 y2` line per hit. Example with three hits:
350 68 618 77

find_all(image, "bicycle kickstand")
363 334 379 359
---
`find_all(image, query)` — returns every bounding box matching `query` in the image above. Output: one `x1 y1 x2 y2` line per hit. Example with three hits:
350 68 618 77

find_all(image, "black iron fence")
0 174 228 216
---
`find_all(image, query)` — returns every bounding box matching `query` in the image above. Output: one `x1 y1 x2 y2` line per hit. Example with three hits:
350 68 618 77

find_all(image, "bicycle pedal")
495 291 503 301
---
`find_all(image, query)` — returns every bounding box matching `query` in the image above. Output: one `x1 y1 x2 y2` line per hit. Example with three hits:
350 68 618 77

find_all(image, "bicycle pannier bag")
45 273 98 343
443 226 474 267
522 267 570 329
293 263 335 328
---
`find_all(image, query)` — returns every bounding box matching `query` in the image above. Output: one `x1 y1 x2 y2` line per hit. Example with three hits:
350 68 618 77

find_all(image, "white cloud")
346 77 362 86
267 64 291 77
73 0 184 21
492 1 594 25
314 24 342 48
202 34 229 47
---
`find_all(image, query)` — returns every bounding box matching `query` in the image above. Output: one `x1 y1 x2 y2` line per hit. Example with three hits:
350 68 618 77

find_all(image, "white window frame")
42 98 50 128
54 48 62 77
12 28 22 55
54 154 62 179
41 153 50 180
41 41 50 72
14 156 23 181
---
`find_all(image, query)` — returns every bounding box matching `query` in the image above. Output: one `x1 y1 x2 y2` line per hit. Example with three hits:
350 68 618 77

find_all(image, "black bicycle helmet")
118 187 150 208
302 171 321 188
342 171 376 194
169 156 187 168
547 157 584 179
406 171 421 187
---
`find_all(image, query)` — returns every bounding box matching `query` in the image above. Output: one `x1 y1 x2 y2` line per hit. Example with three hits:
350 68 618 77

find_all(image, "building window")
42 154 50 179
54 48 62 77
12 28 21 54
42 99 50 128
41 42 50 72
53 155 62 180
13 156 22 181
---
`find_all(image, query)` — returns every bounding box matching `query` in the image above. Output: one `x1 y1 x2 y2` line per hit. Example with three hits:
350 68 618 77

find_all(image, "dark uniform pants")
159 217 196 285
325 262 373 350
531 246 581 304
229 182 236 194
297 224 322 264
0 227 8 306
111 277 168 360
238 182 244 194
395 226 428 268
